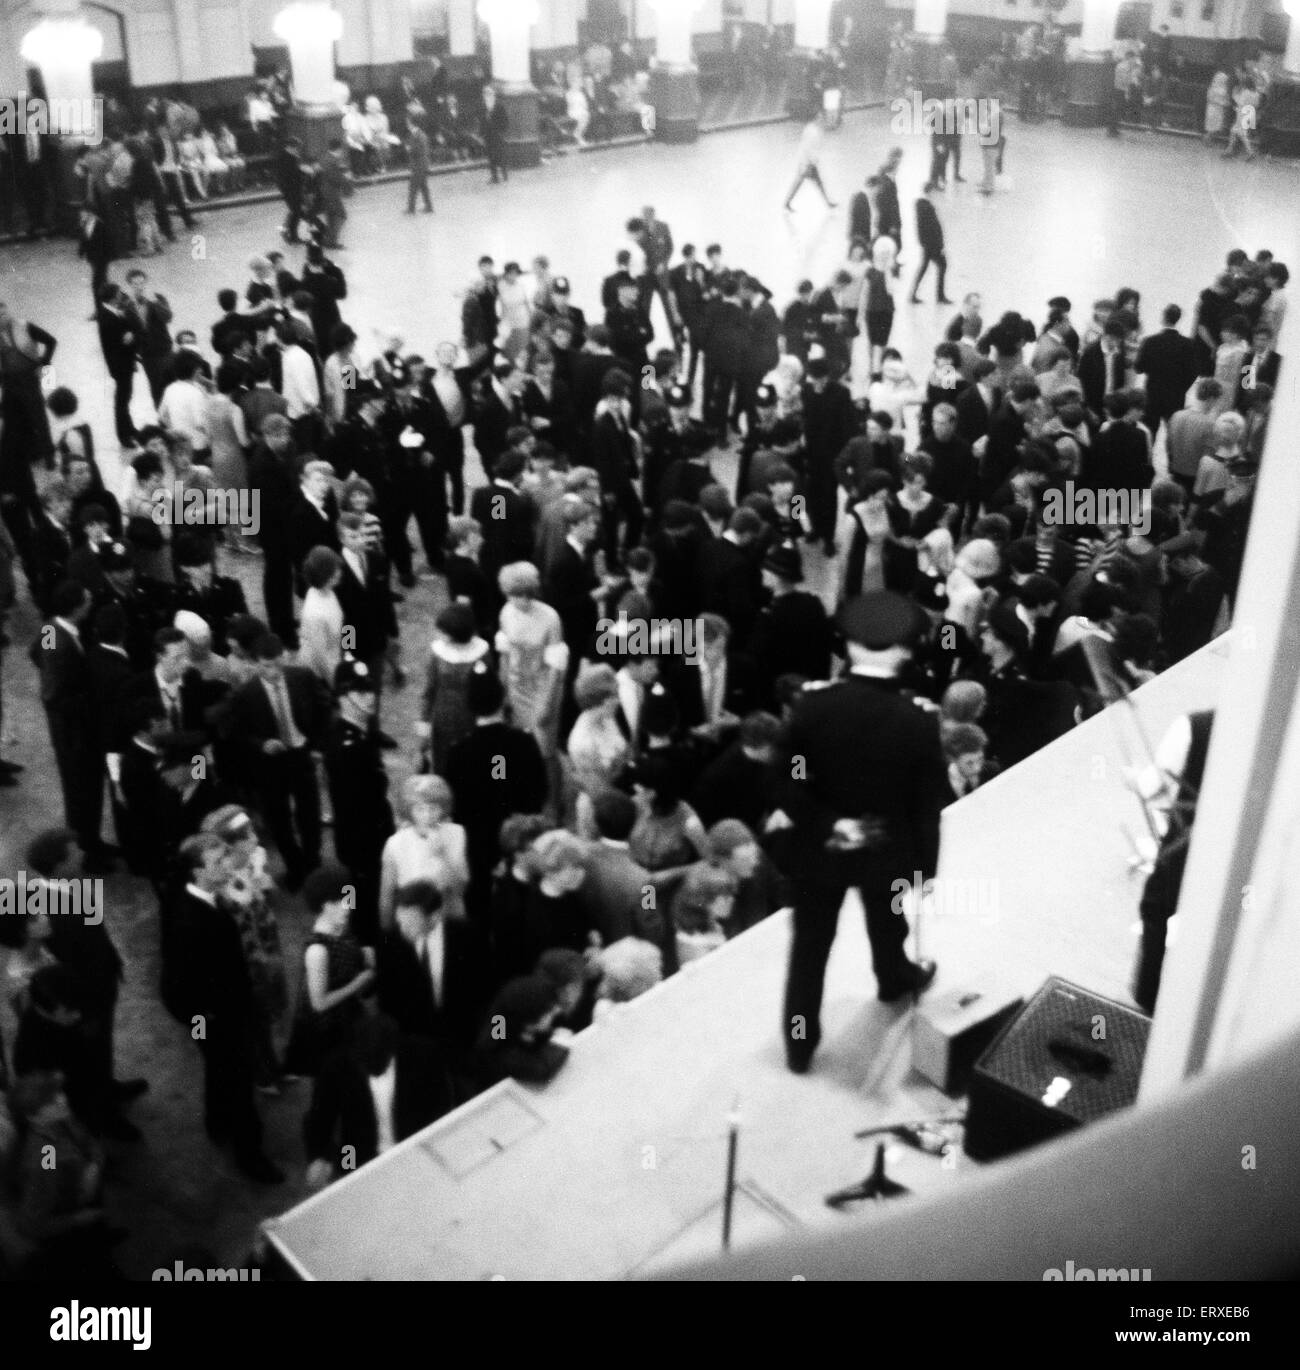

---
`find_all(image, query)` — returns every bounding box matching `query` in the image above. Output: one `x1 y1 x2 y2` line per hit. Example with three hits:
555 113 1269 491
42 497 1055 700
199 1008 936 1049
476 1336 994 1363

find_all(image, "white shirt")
156 667 183 725
616 669 644 739
432 369 465 426
158 380 211 450
368 1061 398 1155
698 654 728 725
281 344 320 419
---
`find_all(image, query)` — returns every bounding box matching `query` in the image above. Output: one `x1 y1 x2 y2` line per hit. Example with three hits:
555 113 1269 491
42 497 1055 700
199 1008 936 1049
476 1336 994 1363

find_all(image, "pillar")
274 1 345 159
20 11 104 231
787 0 833 120
448 0 477 57
649 0 701 143
911 0 954 101
1285 1 1300 78
1064 0 1120 126
479 0 540 168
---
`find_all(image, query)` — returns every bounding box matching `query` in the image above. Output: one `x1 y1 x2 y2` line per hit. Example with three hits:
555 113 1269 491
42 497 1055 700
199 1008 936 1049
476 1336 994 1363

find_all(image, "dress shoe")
786 1051 815 1076
937 296 954 304
376 730 400 750
236 1153 286 1185
0 772 18 788
112 1078 149 1101
878 959 938 1003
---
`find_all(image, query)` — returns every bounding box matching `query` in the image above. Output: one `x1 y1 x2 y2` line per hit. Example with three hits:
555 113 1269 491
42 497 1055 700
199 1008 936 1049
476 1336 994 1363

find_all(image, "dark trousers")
2 376 54 465
282 194 303 241
142 356 168 407
783 876 915 1065
784 163 832 208
1133 916 1166 1015
322 207 346 247
439 431 466 515
488 144 508 183
197 1022 262 1157
109 367 137 445
407 174 433 211
412 463 449 568
602 486 644 563
704 365 737 436
805 460 838 543
910 248 948 301
257 747 321 883
47 712 105 855
262 549 298 649
381 495 415 581
161 171 196 228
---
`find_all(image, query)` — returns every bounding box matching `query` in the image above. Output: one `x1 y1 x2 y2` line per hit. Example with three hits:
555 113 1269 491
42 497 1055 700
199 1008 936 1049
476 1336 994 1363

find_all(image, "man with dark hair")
1135 304 1198 441
123 267 174 405
95 283 140 447
669 244 707 382
405 116 433 213
323 657 394 942
699 272 749 444
215 632 331 889
482 84 510 184
979 378 1040 506
445 665 548 924
315 138 351 248
691 710 781 833
165 832 284 1182
34 581 116 872
590 370 643 556
275 135 306 243
909 187 951 305
1078 316 1133 419
801 357 857 554
579 790 660 945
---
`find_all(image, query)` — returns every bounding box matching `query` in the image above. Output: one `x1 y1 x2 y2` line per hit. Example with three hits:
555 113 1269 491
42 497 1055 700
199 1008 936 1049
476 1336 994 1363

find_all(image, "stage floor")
265 640 1227 1280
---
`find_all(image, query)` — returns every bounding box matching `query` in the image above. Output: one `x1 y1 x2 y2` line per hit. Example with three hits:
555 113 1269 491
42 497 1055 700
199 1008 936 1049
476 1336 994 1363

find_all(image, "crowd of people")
0 117 1284 1277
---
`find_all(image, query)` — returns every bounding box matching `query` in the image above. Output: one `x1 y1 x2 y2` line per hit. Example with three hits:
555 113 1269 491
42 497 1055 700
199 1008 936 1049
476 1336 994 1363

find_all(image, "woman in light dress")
378 775 470 929
565 663 630 837
297 546 345 683
495 562 568 758
496 262 534 365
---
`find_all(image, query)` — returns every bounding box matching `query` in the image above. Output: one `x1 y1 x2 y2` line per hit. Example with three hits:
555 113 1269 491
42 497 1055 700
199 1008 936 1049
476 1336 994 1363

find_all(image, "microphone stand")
721 1099 741 1252
825 1142 909 1208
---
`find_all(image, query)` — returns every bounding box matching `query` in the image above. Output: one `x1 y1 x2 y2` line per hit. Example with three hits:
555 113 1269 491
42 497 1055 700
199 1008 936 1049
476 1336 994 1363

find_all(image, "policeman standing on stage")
322 657 395 944
776 591 948 1074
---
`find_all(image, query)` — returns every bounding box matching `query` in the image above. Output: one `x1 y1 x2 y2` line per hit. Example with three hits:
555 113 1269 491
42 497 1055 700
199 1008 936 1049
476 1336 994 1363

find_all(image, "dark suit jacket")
446 721 549 868
472 383 516 476
304 1036 455 1168
216 666 332 763
335 548 397 660
162 886 254 1028
287 491 340 570
376 923 487 1050
571 352 631 436
35 621 91 718
544 541 598 656
690 741 777 833
1078 341 1131 419
1135 328 1198 418
915 197 944 253
776 674 949 885
848 190 872 245
578 842 660 945
96 305 138 377
591 410 639 497
118 665 222 743
954 382 1000 445
698 536 763 647
469 481 534 583
87 644 136 755
247 447 301 556
1080 421 1153 493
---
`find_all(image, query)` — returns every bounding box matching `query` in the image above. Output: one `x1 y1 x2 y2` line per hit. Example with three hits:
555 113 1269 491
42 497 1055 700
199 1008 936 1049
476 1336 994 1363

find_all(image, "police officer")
735 382 802 501
645 383 715 518
172 531 249 655
777 591 946 1074
322 657 394 944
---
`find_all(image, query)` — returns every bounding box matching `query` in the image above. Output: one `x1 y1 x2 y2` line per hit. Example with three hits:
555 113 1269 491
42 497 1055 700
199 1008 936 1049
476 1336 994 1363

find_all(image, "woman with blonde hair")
671 863 738 966
379 775 469 929
593 937 662 1018
1194 410 1247 502
496 561 568 760
913 524 955 617
201 804 285 1089
945 536 1001 650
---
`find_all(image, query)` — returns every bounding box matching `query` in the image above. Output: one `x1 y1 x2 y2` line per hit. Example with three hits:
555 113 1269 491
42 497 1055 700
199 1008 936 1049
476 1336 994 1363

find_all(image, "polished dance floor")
0 108 1291 1275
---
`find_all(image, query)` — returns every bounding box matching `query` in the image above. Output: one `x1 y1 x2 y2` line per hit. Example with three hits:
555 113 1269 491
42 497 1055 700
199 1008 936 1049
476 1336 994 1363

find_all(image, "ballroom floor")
0 106 1294 1277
